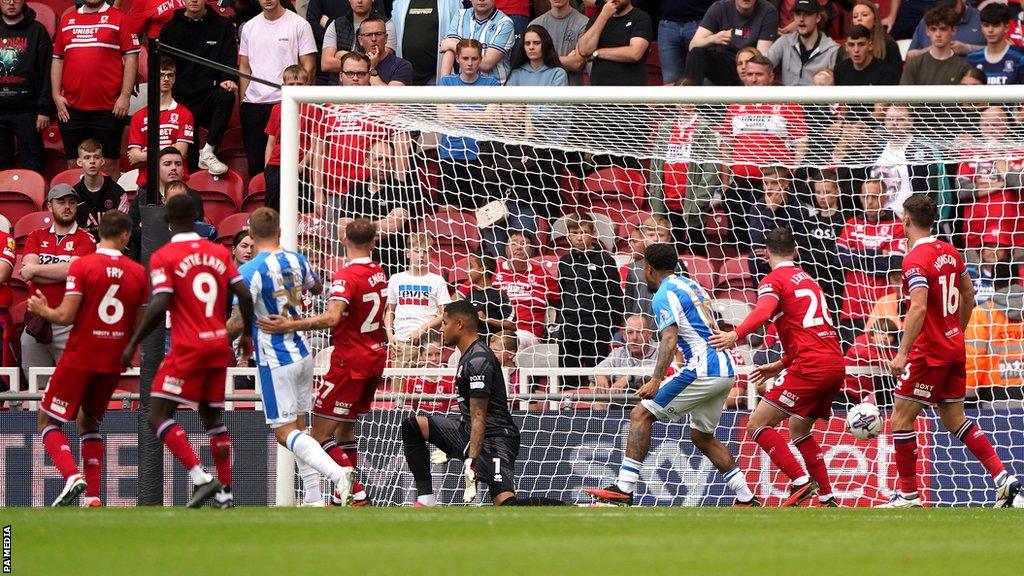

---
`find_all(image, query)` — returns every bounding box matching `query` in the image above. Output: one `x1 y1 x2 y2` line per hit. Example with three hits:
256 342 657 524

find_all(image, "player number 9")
193 272 218 318
98 284 124 325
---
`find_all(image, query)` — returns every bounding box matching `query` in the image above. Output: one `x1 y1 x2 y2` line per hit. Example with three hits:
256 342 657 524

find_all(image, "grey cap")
46 183 79 202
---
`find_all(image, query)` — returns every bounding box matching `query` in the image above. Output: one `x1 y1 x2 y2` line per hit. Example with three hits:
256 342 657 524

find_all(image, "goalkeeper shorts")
426 415 519 496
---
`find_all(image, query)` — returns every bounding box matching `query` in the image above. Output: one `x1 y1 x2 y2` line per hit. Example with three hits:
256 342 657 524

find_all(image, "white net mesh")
284 88 1024 507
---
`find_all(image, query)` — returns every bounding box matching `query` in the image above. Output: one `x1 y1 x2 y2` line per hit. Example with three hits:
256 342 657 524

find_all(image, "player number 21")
98 284 124 325
193 272 218 318
937 273 960 316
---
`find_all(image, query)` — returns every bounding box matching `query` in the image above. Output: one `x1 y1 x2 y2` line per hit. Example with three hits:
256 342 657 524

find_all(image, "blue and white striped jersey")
651 274 735 378
239 250 319 369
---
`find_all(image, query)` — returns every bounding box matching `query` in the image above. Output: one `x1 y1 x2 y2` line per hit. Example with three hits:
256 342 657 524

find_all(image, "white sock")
201 143 214 154
416 494 436 506
994 471 1008 487
818 493 834 503
723 467 754 502
189 465 212 486
287 430 349 485
296 458 323 504
616 457 642 494
794 475 810 486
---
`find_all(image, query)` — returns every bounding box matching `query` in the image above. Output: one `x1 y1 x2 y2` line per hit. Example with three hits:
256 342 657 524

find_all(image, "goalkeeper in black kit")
402 300 564 506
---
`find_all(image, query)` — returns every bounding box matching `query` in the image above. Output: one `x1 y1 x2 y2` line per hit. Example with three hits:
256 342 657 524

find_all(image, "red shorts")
314 366 383 422
894 358 967 406
761 367 846 420
151 350 228 408
40 363 120 423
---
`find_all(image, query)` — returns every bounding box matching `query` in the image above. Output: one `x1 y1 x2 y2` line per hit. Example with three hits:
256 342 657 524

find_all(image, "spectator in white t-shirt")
385 233 452 368
239 0 318 179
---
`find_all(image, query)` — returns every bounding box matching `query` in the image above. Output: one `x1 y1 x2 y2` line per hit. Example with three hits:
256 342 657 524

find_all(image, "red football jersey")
0 231 15 309
128 0 183 38
719 103 808 179
312 105 390 193
128 101 195 188
751 263 844 374
901 237 968 365
149 233 240 363
836 216 905 319
62 248 148 372
401 375 456 412
23 223 97 307
53 5 141 111
328 257 389 377
662 116 697 212
264 103 315 168
492 259 560 338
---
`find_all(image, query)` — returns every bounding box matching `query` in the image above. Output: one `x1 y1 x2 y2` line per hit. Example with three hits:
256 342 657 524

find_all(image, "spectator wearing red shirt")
718 55 807 248
128 0 184 38
127 56 195 191
19 184 97 373
0 229 15 392
401 335 456 412
492 230 559 350
51 1 140 180
496 0 530 37
835 179 906 347
263 65 313 214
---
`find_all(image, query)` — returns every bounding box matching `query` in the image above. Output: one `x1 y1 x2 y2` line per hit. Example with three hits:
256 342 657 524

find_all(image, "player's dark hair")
164 193 198 228
248 207 280 240
765 227 797 257
902 194 938 230
644 243 678 272
981 3 1011 25
345 218 377 246
98 209 132 239
445 299 479 330
847 24 871 41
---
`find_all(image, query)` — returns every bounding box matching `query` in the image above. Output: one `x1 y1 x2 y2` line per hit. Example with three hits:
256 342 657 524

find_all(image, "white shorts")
257 356 314 428
641 370 735 434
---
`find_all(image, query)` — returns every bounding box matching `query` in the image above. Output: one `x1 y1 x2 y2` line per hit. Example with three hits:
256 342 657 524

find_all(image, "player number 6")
98 284 124 325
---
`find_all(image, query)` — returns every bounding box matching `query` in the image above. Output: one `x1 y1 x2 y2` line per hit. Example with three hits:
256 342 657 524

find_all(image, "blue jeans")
658 19 700 84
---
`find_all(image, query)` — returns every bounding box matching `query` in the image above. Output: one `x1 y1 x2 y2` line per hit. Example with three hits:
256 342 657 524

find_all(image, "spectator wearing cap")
19 184 96 372
556 213 624 389
71 139 128 243
835 25 901 85
238 0 317 178
967 231 1019 305
764 0 839 86
684 0 778 86
320 0 396 84
158 0 237 175
592 314 655 393
391 0 463 85
575 0 653 86
907 0 983 57
0 0 54 176
901 4 970 85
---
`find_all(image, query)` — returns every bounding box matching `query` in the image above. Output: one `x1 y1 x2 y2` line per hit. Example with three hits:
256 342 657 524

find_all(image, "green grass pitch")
4 507 1023 575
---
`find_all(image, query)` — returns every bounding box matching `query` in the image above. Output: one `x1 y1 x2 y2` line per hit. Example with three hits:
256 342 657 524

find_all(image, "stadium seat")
712 299 753 330
188 169 243 227
12 211 51 251
48 168 84 189
0 170 45 225
117 169 139 193
216 212 252 246
714 287 758 306
716 256 754 289
223 156 249 183
582 166 647 205
219 127 246 160
0 214 10 234
448 255 472 287
679 254 716 293
241 172 267 211
28 2 56 37
423 209 480 253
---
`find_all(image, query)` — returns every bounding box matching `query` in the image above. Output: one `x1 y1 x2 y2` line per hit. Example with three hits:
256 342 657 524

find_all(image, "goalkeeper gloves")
430 449 449 464
463 458 477 502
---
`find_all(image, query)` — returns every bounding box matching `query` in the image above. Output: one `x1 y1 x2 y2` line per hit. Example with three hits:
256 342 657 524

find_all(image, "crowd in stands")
1 0 1024 409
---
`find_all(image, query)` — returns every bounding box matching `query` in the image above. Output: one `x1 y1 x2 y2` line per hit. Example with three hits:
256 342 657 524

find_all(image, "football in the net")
846 403 883 440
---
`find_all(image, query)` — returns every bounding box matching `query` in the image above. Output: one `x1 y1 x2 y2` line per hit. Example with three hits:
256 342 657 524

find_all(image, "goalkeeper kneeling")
401 300 563 507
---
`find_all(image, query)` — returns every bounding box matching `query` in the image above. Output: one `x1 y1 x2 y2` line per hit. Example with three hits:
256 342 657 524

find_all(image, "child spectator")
458 251 516 340
401 333 456 412
71 139 128 242
489 330 520 396
264 65 312 212
385 233 452 368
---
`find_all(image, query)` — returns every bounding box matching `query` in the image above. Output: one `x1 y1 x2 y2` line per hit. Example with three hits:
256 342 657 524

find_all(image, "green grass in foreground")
3 507 1023 576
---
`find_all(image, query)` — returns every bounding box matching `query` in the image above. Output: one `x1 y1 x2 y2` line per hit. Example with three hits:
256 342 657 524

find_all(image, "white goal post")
276 85 1024 507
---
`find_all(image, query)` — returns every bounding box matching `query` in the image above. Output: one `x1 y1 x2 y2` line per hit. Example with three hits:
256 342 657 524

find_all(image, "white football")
846 402 883 440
